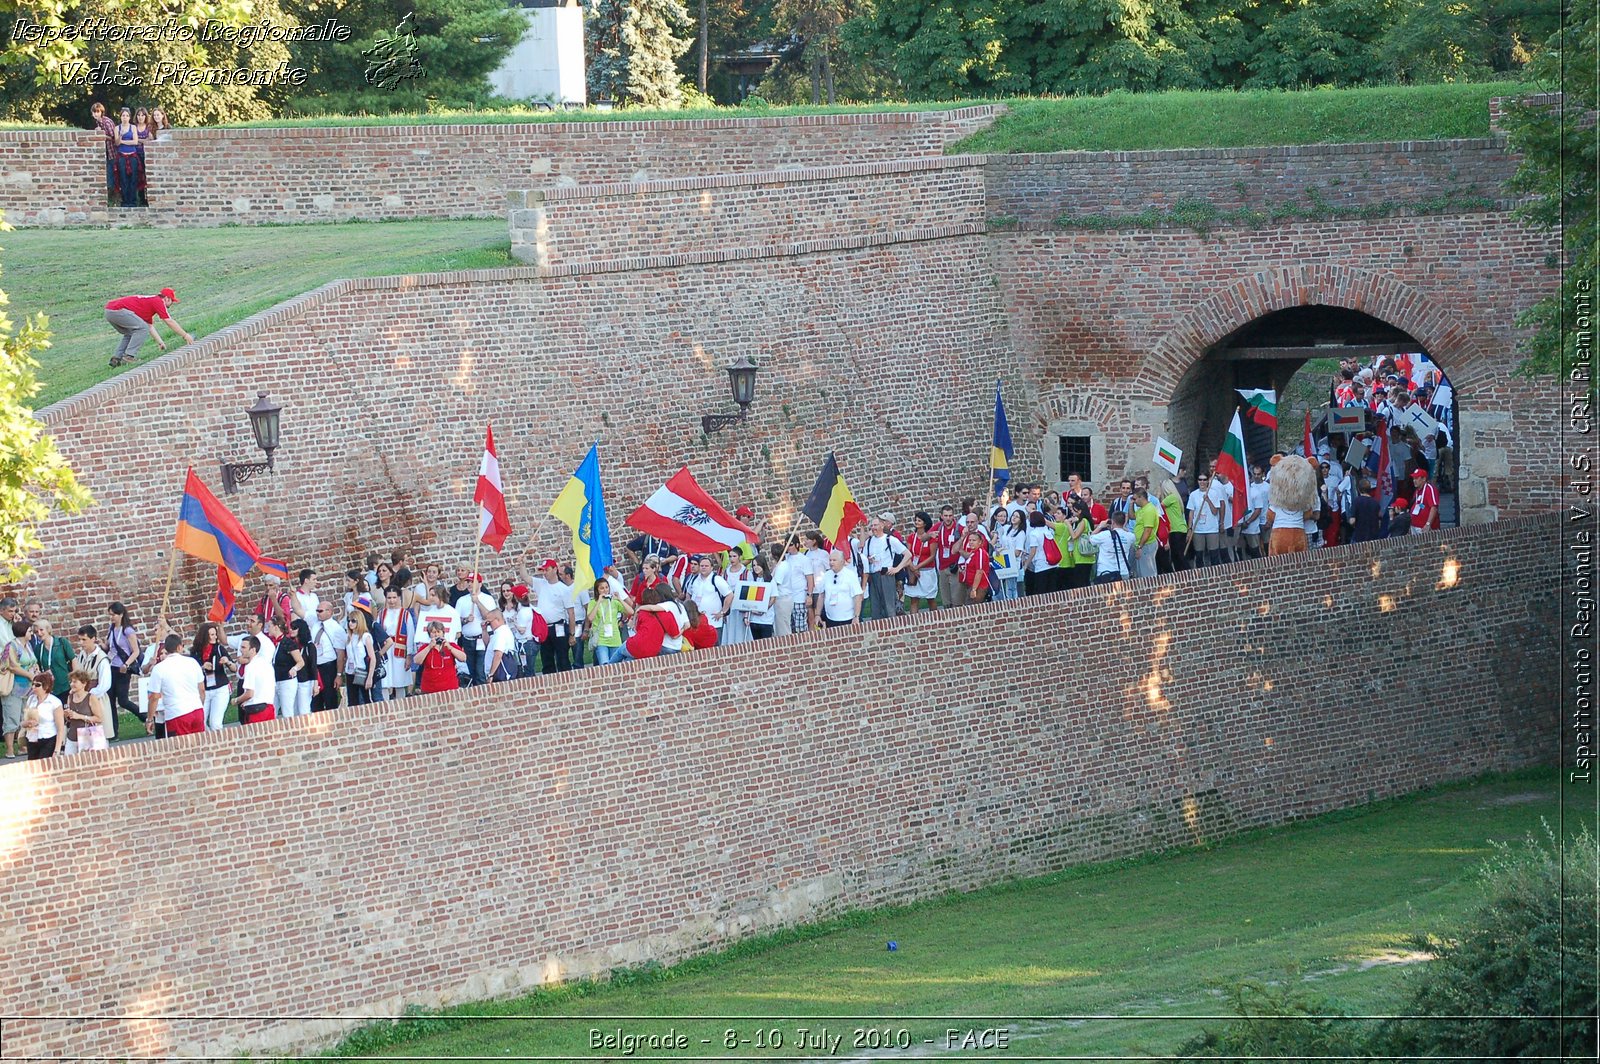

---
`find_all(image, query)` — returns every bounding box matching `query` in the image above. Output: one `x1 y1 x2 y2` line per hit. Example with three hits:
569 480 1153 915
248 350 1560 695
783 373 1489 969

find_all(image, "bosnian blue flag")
991 381 1013 493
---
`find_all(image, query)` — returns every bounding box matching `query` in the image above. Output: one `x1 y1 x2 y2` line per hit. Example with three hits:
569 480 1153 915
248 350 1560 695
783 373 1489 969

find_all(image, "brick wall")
992 213 1562 521
510 156 987 267
0 130 106 225
0 106 999 227
32 232 1017 626
0 513 1561 1060
984 138 1522 225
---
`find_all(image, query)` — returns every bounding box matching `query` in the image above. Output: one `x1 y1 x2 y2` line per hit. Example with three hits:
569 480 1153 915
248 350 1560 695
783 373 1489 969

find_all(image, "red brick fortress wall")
0 106 1000 226
511 156 987 267
0 514 1561 1061
983 138 1523 225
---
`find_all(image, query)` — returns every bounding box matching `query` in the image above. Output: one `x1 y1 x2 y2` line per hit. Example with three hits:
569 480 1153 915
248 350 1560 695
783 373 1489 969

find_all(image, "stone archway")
1129 265 1493 523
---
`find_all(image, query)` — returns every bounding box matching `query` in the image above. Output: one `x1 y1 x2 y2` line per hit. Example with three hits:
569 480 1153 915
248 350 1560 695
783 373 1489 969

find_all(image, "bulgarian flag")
1236 389 1278 429
1215 410 1248 522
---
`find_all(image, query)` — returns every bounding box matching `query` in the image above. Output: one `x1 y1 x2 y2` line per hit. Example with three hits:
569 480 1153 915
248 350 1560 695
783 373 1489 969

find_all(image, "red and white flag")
474 424 512 552
626 467 756 555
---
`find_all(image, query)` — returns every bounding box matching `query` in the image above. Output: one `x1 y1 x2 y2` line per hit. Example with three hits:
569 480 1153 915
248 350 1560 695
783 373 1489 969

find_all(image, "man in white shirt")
292 568 319 622
484 609 520 682
456 574 496 685
685 555 734 641
309 602 347 711
533 559 576 674
771 541 810 636
861 514 908 622
819 549 863 627
1242 465 1270 559
244 613 275 661
73 624 115 739
1186 472 1225 568
1081 512 1136 584
237 635 278 724
145 635 206 737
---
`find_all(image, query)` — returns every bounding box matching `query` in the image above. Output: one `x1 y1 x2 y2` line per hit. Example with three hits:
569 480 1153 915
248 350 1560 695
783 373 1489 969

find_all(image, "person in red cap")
103 287 192 367
532 559 576 675
1409 468 1440 533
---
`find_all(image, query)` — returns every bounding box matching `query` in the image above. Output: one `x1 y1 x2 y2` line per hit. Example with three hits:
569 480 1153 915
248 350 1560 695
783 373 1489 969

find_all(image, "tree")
0 213 92 584
273 0 527 113
773 0 853 102
0 0 287 125
840 0 1007 99
585 0 694 107
1503 1 1597 381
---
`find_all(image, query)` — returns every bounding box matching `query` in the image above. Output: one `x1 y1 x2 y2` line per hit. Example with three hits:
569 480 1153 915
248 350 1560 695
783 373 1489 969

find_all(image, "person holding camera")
412 620 465 694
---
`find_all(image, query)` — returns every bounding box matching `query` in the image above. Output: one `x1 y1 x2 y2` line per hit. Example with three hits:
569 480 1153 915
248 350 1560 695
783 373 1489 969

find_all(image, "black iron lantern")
703 356 759 435
221 392 283 493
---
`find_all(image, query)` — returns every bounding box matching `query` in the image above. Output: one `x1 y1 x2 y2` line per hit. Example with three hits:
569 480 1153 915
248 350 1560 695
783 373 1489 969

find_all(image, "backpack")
491 642 519 682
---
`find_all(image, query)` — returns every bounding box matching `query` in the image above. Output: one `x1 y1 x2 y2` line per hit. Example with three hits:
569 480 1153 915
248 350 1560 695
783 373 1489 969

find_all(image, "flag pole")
159 539 179 624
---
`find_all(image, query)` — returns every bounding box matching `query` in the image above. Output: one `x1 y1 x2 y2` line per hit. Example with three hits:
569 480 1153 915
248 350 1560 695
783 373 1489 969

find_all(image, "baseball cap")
353 594 375 616
511 583 529 597
879 511 895 523
159 287 178 302
735 506 754 518
1410 469 1427 478
539 559 558 571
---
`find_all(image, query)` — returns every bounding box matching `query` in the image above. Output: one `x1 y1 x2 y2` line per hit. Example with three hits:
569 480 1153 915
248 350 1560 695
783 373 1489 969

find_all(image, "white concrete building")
488 0 586 107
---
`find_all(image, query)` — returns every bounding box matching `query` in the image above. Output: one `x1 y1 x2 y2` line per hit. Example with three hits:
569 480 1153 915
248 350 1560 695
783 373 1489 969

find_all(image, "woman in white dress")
903 512 939 612
376 586 415 700
721 555 754 646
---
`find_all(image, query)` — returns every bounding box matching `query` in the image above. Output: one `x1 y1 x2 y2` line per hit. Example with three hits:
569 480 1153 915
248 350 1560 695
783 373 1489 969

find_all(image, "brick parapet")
0 511 1561 1059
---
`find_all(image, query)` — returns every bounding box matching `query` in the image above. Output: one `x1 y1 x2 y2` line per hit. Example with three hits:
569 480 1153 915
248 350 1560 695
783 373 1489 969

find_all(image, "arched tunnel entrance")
1166 305 1459 527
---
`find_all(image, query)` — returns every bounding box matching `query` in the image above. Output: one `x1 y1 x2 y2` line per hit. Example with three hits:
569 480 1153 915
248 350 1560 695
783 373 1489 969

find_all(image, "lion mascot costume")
1267 454 1318 555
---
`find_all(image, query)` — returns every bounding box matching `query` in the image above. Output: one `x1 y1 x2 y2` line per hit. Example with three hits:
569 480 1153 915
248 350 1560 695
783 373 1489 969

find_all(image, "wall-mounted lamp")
220 392 283 494
701 356 759 435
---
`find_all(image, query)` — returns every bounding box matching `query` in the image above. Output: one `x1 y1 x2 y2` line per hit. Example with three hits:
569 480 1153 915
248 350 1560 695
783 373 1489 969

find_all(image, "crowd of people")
88 100 172 210
2 355 1453 762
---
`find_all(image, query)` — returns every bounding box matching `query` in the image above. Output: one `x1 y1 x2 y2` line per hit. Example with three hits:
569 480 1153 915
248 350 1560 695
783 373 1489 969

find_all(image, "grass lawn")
4 219 512 409
313 769 1585 1062
950 81 1527 154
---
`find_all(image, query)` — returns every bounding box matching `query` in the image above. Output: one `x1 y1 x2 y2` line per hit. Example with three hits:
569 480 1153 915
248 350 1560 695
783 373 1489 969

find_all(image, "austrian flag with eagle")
625 466 757 555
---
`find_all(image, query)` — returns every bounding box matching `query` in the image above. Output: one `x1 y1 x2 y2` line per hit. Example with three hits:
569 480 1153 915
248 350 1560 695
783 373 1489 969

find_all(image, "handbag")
0 649 13 697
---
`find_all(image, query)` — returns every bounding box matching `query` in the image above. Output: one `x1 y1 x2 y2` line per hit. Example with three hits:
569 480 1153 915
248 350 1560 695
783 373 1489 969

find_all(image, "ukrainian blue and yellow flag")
549 443 613 589
991 380 1013 493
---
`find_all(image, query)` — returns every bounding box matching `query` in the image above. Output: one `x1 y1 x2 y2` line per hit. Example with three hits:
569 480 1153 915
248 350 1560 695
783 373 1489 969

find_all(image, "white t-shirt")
310 619 348 665
806 548 829 591
862 534 904 575
747 577 778 627
456 591 495 639
25 693 61 741
148 653 205 722
1087 528 1135 576
1187 488 1221 535
819 567 863 622
1243 481 1271 534
1269 506 1307 531
687 572 731 628
1026 526 1053 573
248 630 276 661
486 624 517 669
293 590 318 621
534 580 575 626
660 602 688 652
568 584 592 634
773 556 809 598
240 653 277 706
511 604 535 642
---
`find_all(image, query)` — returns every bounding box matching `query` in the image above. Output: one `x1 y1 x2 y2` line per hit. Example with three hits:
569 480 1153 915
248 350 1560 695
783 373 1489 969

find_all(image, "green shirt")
587 598 625 648
1133 502 1161 548
1161 492 1188 535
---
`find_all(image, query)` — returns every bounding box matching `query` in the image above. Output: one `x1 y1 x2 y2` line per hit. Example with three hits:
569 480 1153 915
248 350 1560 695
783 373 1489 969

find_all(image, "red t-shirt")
1089 503 1109 524
628 574 665 603
1410 482 1440 530
624 609 678 659
684 618 718 650
418 645 461 694
105 295 170 323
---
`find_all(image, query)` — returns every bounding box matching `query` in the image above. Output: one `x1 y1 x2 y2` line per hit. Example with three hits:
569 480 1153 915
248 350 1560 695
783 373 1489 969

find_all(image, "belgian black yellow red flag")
801 452 866 547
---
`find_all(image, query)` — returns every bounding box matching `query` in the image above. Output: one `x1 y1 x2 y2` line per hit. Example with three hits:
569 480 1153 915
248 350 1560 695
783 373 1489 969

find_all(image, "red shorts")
240 704 275 725
165 708 205 736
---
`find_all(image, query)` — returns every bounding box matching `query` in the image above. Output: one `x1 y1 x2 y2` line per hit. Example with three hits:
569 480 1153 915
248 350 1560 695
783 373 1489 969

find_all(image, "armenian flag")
801 452 866 546
174 469 269 621
991 381 1013 493
549 443 613 590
